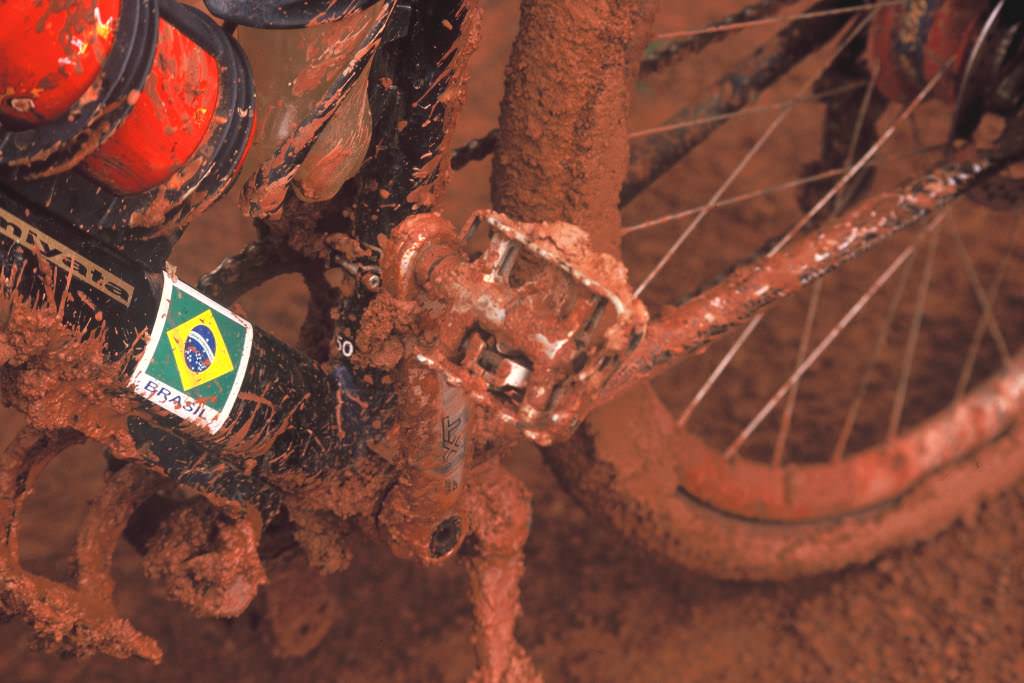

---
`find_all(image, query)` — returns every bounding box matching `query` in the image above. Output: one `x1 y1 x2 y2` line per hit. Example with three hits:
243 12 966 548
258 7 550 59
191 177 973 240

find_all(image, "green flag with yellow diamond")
130 274 253 433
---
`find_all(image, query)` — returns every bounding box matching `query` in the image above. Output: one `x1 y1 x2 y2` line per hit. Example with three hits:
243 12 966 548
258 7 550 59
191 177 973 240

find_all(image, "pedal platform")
383 210 648 445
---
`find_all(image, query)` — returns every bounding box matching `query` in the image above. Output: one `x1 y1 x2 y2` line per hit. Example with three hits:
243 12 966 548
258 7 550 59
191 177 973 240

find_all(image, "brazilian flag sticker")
129 273 253 434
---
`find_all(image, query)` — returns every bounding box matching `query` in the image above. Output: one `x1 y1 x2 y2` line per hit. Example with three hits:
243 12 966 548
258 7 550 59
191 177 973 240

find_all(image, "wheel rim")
613 0 1024 525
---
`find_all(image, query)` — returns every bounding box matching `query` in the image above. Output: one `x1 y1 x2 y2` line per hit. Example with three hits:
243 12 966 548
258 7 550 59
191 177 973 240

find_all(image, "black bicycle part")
319 0 476 442
620 0 858 207
1 0 473 512
204 0 378 29
0 188 370 515
951 3 1024 142
347 0 467 246
0 192 157 354
241 0 398 218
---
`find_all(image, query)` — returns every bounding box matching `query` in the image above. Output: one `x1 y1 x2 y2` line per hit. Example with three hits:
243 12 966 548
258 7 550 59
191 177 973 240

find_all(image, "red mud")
1 1 1024 682
385 210 647 444
492 0 656 256
140 497 266 619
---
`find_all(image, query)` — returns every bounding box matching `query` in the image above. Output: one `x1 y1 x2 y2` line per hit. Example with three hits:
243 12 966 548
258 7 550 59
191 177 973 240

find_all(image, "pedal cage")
384 210 647 445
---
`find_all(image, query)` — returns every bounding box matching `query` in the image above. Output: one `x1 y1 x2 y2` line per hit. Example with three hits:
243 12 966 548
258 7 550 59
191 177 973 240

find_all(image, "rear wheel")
525 0 1024 578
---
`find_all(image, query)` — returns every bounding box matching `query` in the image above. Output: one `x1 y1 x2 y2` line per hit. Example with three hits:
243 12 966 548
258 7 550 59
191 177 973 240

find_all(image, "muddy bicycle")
0 0 1022 680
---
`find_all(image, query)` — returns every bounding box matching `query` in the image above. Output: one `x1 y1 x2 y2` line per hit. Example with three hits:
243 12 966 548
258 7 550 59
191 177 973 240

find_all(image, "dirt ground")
1 1 1023 681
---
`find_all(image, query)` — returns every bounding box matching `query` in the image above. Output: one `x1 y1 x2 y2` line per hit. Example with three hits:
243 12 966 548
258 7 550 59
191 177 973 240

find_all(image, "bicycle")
0 0 1021 680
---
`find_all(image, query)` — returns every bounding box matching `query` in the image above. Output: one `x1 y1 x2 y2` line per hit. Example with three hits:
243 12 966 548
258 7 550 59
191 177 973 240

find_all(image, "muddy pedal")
383 210 648 445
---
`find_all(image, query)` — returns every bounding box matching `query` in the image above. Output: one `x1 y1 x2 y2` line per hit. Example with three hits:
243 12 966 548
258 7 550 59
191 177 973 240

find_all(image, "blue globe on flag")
183 324 217 374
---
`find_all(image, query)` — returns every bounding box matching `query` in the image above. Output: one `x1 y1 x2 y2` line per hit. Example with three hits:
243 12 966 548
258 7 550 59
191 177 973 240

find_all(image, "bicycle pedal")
383 210 647 445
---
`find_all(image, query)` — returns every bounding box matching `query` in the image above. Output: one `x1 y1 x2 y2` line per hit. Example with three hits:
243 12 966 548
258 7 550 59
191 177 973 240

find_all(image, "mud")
293 65 374 202
241 1 394 219
1 1 1024 682
403 1 484 213
377 364 471 563
382 210 647 445
258 546 339 658
141 497 266 618
611 155 998 395
492 0 657 256
461 460 539 683
0 275 141 464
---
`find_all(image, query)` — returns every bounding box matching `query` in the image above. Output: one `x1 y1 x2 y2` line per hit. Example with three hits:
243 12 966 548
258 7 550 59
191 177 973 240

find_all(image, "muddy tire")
546 381 1024 581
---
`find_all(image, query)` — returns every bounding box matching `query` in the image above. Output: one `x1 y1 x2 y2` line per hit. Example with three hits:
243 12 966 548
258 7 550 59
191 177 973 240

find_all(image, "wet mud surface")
1 1 1023 681
3 440 1024 683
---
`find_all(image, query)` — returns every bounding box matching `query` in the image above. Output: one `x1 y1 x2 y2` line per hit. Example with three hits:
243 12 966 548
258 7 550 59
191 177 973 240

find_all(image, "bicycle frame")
3 0 1020 555
0 0 475 526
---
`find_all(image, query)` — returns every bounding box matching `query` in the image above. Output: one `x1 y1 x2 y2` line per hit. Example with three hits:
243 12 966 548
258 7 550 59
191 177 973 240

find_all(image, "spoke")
833 63 880 206
640 0 802 76
628 81 867 140
450 83 866 176
449 85 871 177
622 144 943 236
955 218 1022 399
887 223 941 439
676 66 948 412
675 48 924 420
771 279 822 466
623 0 865 206
629 171 862 237
723 241 920 460
676 315 763 429
632 103 794 297
632 10 878 298
770 60 879 465
950 0 1008 145
830 247 917 461
771 64 949 257
610 156 1000 401
625 167 845 235
950 226 1012 365
653 2 900 41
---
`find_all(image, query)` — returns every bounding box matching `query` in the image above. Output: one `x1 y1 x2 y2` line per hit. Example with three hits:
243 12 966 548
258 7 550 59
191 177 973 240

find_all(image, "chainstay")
607 153 1011 400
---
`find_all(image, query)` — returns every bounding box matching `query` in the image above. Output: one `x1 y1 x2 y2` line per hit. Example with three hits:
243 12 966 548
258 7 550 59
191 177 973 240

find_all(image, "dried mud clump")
142 498 267 618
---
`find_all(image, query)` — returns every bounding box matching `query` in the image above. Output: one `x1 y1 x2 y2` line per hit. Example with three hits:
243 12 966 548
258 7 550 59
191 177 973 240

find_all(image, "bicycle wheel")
498 0 1024 579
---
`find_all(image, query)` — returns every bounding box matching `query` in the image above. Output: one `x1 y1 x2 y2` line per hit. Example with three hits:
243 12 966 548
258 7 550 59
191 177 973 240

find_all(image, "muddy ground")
1 1 1023 681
